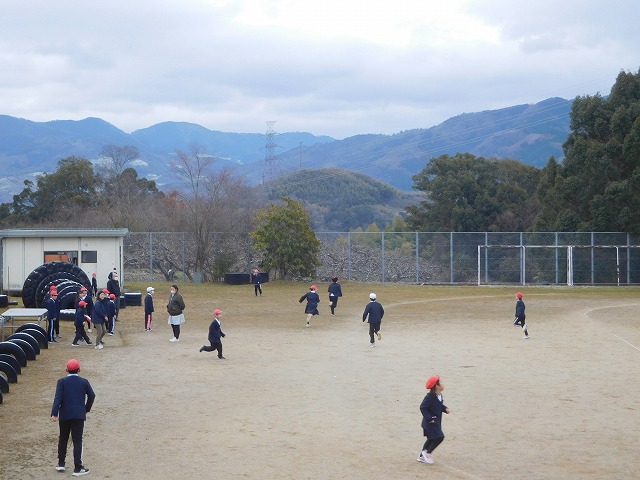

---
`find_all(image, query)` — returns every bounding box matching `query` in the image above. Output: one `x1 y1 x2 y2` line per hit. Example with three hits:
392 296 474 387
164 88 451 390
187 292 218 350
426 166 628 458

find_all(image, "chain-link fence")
123 231 640 285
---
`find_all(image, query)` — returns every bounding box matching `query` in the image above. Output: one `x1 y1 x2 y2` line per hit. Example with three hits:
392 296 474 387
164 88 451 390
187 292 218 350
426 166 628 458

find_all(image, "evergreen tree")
536 69 640 232
251 197 321 279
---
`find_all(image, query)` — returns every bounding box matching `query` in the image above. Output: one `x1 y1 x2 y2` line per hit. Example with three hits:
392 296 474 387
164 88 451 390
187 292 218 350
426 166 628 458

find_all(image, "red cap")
109 294 116 299
78 300 87 307
310 285 317 291
50 285 58 291
426 375 440 390
516 292 523 299
80 286 88 292
102 288 110 294
66 359 80 371
214 309 222 315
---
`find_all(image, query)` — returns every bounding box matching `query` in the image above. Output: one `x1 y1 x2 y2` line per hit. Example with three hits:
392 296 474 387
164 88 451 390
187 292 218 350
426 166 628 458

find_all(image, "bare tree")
100 145 140 177
171 144 217 277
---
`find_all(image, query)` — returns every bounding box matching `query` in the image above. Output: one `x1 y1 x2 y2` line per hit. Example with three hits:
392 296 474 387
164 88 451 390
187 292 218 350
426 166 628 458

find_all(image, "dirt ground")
1 282 639 480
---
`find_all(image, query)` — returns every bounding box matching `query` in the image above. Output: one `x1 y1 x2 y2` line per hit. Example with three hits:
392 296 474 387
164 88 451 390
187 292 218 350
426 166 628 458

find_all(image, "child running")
299 285 320 327
417 375 451 465
199 308 226 359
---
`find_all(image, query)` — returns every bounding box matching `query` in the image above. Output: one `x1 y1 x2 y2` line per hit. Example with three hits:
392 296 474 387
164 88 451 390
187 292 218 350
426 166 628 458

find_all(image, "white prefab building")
0 228 128 293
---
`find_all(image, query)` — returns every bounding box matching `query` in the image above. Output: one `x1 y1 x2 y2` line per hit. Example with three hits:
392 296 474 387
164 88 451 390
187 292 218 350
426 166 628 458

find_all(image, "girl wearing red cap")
299 285 320 327
417 375 450 465
514 292 529 339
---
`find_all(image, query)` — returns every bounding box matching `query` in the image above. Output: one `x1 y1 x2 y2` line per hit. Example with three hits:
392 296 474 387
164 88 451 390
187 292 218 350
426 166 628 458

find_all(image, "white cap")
147 286 154 293
369 293 376 300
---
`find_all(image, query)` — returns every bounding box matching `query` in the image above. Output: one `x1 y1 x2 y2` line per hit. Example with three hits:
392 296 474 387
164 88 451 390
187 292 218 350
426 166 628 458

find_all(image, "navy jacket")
362 301 384 324
515 299 526 319
46 297 58 321
51 374 96 421
106 278 121 297
208 318 225 343
76 295 93 318
145 294 154 315
420 393 448 439
328 282 342 298
107 299 116 318
92 298 109 325
299 291 320 314
251 272 262 285
75 307 88 327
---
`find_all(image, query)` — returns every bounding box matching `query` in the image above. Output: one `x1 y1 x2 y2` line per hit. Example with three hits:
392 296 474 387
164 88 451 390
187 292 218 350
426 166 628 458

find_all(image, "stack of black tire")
0 323 48 404
21 262 92 310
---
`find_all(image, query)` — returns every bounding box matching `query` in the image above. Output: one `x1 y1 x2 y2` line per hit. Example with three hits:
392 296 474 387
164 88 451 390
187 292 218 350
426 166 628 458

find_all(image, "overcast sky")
2 0 638 139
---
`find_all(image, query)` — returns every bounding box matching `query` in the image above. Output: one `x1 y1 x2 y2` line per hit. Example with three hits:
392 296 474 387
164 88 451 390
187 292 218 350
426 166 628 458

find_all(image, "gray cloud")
1 0 638 138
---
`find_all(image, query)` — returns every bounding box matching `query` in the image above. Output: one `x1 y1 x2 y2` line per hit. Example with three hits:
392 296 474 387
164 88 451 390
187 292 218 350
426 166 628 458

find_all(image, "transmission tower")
264 120 280 182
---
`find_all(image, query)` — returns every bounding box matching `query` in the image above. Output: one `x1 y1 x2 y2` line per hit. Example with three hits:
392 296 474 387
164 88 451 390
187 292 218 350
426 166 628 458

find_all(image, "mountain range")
0 97 572 202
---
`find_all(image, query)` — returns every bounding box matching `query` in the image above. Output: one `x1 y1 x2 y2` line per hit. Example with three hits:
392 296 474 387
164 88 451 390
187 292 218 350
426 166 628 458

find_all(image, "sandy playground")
1 282 639 480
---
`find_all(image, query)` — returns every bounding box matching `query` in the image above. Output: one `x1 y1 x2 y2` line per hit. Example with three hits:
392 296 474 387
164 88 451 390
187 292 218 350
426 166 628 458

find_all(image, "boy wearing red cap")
71 301 92 346
51 359 95 476
46 289 59 343
199 309 226 359
514 292 530 339
107 294 117 335
417 375 450 465
299 285 320 327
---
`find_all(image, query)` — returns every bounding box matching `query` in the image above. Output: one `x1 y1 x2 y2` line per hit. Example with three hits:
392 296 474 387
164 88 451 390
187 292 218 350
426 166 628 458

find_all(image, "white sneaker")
424 453 434 464
416 452 428 464
55 464 65 472
95 344 104 350
169 337 179 342
305 322 310 328
72 467 90 476
87 329 92 333
370 343 375 347
523 335 530 339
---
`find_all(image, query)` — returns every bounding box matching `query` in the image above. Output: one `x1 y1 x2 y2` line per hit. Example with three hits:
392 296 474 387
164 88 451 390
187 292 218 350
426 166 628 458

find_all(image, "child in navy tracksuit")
199 309 225 359
107 294 117 334
71 301 92 346
46 291 59 343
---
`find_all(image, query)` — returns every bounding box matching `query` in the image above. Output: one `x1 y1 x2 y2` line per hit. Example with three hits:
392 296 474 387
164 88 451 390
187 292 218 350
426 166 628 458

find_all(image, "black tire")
59 309 76 321
0 354 21 375
15 323 47 337
22 265 50 307
23 262 91 308
7 339 36 361
0 375 8 394
0 361 18 383
0 342 28 367
7 333 41 355
0 389 3 403
22 329 48 349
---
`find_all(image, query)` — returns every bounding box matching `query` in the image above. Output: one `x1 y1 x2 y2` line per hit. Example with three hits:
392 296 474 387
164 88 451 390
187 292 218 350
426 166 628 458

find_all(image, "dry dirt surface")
1 282 639 480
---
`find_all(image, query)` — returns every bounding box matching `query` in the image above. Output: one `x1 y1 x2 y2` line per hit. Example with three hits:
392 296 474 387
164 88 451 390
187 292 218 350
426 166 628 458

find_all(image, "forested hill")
260 168 421 231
